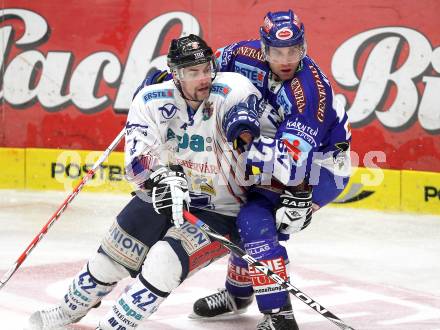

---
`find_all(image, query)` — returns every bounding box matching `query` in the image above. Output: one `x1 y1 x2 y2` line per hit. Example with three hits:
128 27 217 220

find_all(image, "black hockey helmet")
167 34 214 70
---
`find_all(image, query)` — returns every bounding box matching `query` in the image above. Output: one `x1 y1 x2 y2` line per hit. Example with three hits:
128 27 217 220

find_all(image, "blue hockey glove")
222 94 260 150
132 69 170 99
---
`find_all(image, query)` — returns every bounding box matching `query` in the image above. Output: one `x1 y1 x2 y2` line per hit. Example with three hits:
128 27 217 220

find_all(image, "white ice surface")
0 189 439 330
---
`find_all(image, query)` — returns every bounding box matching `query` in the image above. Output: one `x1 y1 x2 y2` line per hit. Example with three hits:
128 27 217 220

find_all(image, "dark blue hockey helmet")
260 10 305 47
259 10 307 63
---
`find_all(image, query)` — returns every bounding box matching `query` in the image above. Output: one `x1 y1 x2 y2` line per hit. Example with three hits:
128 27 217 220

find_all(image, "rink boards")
1 147 439 214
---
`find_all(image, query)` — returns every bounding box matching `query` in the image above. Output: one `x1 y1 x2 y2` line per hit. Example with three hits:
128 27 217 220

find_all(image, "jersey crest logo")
202 101 214 120
158 103 178 119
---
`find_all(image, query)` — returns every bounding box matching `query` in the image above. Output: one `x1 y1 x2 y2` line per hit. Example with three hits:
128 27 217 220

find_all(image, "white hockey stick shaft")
183 210 356 330
0 128 125 291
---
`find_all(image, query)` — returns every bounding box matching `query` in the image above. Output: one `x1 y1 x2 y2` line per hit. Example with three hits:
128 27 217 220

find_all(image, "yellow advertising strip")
401 170 440 214
0 148 25 189
331 167 401 211
1 147 439 214
25 148 132 193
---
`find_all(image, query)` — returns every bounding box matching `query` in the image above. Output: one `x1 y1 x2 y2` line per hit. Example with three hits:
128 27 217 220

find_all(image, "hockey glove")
132 69 170 99
145 165 191 228
222 94 260 150
275 190 313 235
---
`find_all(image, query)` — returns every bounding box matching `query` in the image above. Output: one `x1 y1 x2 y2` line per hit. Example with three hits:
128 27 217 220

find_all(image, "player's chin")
197 87 210 98
277 70 295 81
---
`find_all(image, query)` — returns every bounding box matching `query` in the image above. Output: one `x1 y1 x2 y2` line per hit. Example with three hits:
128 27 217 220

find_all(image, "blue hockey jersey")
216 40 351 207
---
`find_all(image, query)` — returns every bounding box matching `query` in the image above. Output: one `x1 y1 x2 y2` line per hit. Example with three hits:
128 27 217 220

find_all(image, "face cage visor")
262 40 307 64
171 59 217 82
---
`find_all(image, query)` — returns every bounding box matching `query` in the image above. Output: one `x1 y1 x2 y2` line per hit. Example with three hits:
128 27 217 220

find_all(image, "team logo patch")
276 28 294 40
211 83 231 97
158 103 178 119
143 89 174 103
202 101 214 120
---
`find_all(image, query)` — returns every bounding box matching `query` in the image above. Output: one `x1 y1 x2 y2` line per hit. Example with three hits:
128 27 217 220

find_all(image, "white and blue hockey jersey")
124 72 263 216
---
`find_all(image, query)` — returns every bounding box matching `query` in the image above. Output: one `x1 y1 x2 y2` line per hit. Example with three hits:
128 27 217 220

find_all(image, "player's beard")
193 85 211 101
182 82 211 103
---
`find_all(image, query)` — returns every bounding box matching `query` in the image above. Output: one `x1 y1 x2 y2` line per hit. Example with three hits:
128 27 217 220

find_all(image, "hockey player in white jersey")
27 34 266 329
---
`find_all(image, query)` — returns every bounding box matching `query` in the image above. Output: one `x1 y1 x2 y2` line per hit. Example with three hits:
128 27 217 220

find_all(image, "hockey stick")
183 210 356 330
0 128 126 291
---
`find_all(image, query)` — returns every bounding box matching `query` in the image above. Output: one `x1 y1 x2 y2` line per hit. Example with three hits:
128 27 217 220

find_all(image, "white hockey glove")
275 190 313 235
145 165 191 228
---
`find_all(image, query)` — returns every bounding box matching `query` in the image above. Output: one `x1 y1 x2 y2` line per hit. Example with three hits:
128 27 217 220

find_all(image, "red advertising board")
1 1 439 171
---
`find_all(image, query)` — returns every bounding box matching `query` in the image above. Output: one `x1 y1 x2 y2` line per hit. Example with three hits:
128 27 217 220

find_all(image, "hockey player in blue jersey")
189 10 351 330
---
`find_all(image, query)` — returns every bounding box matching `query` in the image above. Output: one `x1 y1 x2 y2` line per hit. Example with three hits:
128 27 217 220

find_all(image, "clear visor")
172 61 216 81
263 41 307 64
